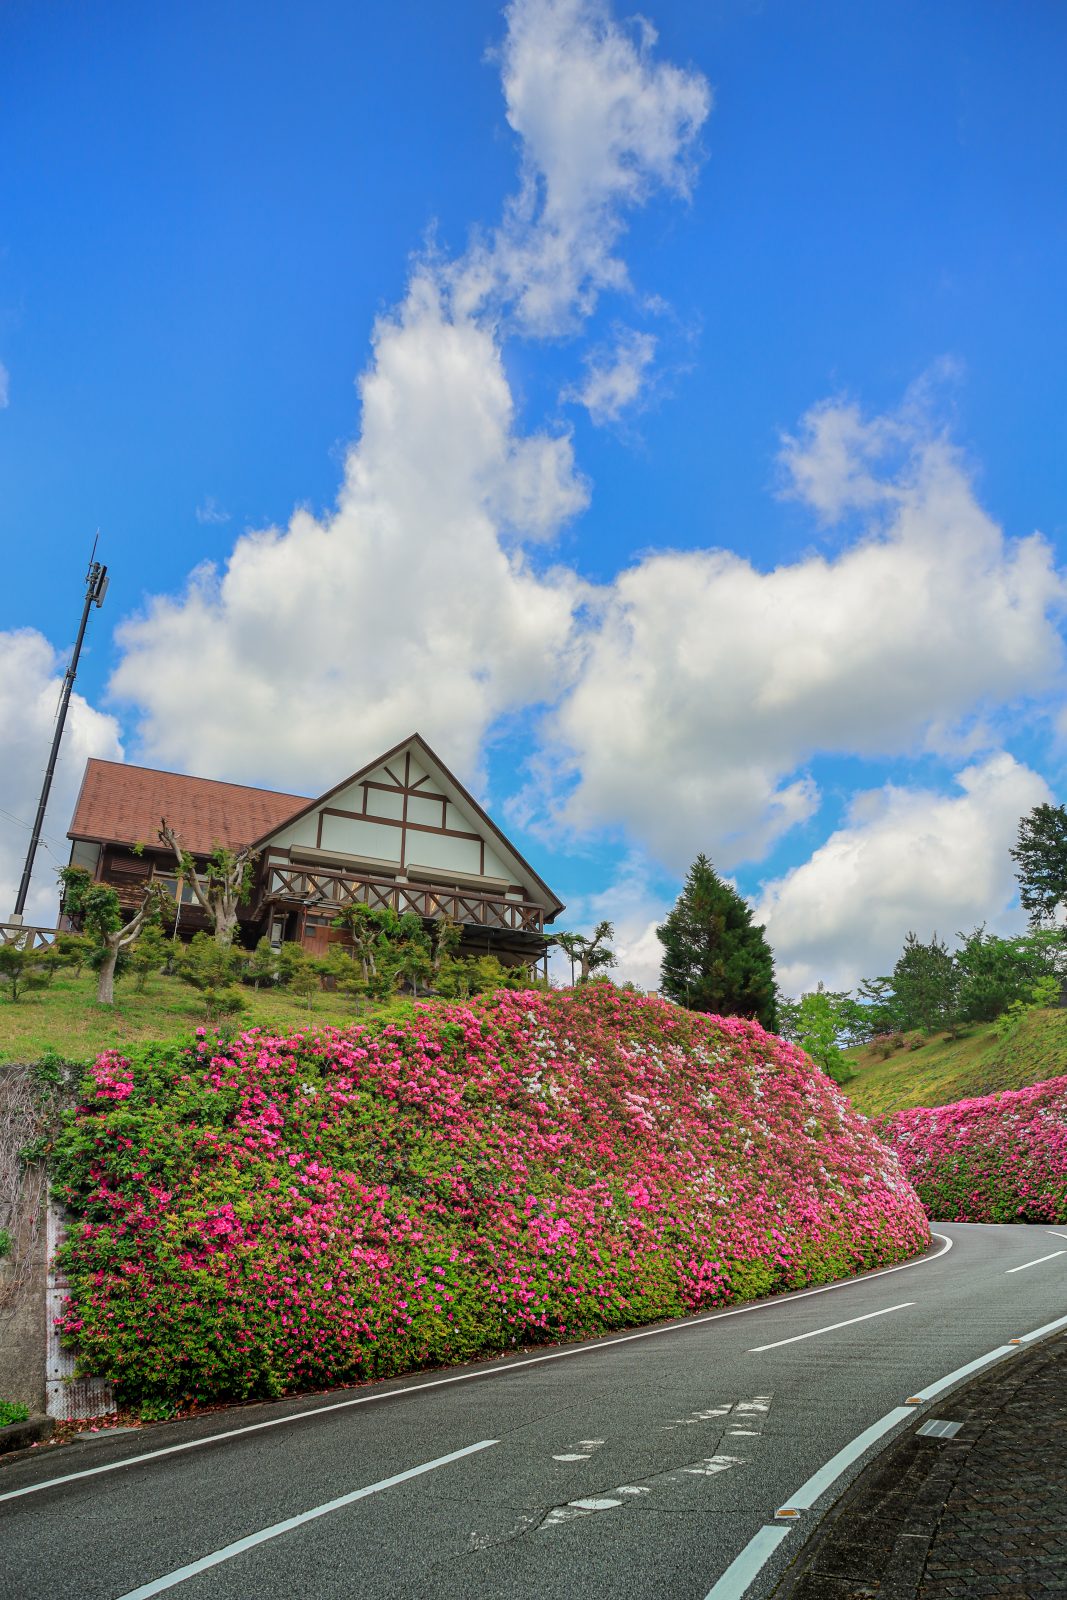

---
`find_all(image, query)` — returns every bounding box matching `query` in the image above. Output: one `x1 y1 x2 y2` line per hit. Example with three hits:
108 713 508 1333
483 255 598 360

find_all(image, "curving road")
3 1222 1066 1600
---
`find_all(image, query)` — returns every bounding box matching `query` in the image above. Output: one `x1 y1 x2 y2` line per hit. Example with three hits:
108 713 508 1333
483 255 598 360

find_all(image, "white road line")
709 1305 1067 1599
776 1406 914 1514
702 1524 793 1600
0 1231 954 1507
1018 1312 1067 1343
1006 1249 1065 1274
1047 1231 1067 1241
748 1302 914 1352
115 1439 497 1599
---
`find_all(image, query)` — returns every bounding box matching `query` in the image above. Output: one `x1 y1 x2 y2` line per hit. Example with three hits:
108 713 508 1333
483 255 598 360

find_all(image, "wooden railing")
263 866 544 935
0 922 59 950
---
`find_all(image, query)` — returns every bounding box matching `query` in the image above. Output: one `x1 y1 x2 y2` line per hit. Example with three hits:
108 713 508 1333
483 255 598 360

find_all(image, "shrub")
0 1400 30 1426
52 987 928 1406
877 1076 1067 1223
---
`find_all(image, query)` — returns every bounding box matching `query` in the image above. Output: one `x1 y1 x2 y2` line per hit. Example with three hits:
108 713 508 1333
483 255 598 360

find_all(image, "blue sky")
2 0 1065 990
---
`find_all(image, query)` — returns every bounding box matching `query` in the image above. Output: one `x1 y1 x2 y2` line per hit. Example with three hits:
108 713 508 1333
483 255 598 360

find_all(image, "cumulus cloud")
0 630 124 923
545 401 1065 870
756 753 1051 994
108 0 709 792
565 326 657 423
550 851 672 990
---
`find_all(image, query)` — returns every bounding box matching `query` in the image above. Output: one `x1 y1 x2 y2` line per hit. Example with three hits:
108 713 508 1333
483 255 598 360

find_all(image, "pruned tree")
58 866 168 1006
0 944 50 1004
551 922 616 985
158 820 258 948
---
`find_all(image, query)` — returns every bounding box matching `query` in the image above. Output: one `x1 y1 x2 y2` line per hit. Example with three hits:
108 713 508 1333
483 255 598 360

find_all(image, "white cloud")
549 851 670 990
544 401 1065 871
195 497 231 525
756 753 1051 994
461 0 710 333
108 0 709 793
565 326 657 423
0 630 124 925
0 362 9 408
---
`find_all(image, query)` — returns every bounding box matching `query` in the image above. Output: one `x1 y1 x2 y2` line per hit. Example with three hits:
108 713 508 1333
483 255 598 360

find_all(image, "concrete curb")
0 1414 55 1458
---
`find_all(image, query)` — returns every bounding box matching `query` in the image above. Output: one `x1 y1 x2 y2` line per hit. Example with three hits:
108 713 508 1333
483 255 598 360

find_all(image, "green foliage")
278 943 320 1010
1010 802 1067 926
891 932 957 1034
245 938 280 990
778 986 855 1084
0 1227 11 1259
0 1400 30 1426
657 854 777 1029
129 926 170 993
174 932 249 1022
0 943 50 1003
53 933 94 978
58 866 125 940
954 925 1063 1023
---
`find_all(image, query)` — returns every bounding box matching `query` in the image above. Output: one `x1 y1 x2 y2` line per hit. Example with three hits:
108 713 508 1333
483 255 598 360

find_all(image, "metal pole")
11 555 108 922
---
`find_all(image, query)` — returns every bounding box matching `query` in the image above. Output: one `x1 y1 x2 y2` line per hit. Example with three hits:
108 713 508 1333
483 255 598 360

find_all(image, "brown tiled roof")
68 759 308 855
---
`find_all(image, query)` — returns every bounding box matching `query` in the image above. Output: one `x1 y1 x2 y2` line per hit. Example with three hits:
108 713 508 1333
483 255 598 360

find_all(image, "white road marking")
553 1453 590 1461
1018 1311 1067 1343
682 1455 745 1477
115 1439 497 1599
702 1524 793 1599
540 1495 623 1529
727 1428 758 1436
704 1307 1067 1598
748 1302 914 1351
775 1407 915 1513
1046 1231 1067 1241
0 1233 953 1507
1006 1249 1066 1274
577 1439 605 1447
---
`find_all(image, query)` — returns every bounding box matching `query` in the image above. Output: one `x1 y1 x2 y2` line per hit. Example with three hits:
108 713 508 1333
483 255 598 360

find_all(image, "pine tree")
1010 803 1067 926
656 854 777 1029
891 931 957 1033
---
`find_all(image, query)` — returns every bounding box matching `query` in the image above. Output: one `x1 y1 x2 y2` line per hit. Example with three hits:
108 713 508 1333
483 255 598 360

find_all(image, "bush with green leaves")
175 932 249 1021
0 943 50 1003
0 1400 30 1426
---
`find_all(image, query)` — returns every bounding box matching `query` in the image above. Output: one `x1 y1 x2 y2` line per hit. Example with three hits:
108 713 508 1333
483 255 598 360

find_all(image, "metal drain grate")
917 1419 963 1439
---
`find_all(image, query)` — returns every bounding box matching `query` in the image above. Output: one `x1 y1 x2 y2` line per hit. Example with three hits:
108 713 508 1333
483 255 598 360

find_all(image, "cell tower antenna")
10 546 110 924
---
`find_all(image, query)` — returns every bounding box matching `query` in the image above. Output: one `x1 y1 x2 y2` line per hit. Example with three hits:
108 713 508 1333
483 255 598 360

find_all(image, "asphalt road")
3 1222 1066 1600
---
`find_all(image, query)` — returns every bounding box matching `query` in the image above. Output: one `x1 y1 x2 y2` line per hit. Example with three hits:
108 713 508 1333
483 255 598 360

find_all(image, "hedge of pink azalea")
53 986 928 1405
876 1075 1067 1223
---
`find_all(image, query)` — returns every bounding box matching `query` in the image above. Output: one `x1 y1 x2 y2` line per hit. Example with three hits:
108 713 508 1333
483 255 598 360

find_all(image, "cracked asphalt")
2 1223 1065 1599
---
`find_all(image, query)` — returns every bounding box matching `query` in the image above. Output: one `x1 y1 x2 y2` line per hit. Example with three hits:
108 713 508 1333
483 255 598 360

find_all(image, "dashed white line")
115 1439 497 1599
748 1302 914 1352
1006 1250 1065 1274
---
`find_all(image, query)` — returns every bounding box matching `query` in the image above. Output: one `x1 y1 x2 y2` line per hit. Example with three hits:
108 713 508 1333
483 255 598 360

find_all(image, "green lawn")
841 1006 1067 1118
0 969 409 1064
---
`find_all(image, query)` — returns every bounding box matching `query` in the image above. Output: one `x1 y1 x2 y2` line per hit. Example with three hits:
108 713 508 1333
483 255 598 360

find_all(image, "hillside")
52 986 927 1407
842 1006 1067 1118
0 967 407 1062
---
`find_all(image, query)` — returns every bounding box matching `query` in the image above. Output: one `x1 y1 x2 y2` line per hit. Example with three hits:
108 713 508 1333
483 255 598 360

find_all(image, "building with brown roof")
65 734 563 970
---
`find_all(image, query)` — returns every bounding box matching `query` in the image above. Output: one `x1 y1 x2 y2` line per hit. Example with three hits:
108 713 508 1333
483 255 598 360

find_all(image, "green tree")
245 937 280 990
0 944 50 1003
276 941 321 1009
1010 803 1067 926
854 976 902 1040
129 925 169 993
58 866 169 1005
174 931 249 1021
891 931 957 1033
954 925 1064 1023
52 933 93 978
777 985 855 1084
656 854 777 1029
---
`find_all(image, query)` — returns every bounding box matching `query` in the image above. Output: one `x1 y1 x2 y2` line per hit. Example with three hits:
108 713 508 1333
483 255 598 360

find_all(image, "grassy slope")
0 969 407 1063
842 1006 1067 1118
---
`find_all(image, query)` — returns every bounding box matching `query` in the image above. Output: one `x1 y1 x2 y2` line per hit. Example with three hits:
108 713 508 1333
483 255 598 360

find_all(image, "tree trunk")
215 906 238 948
97 943 119 1005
